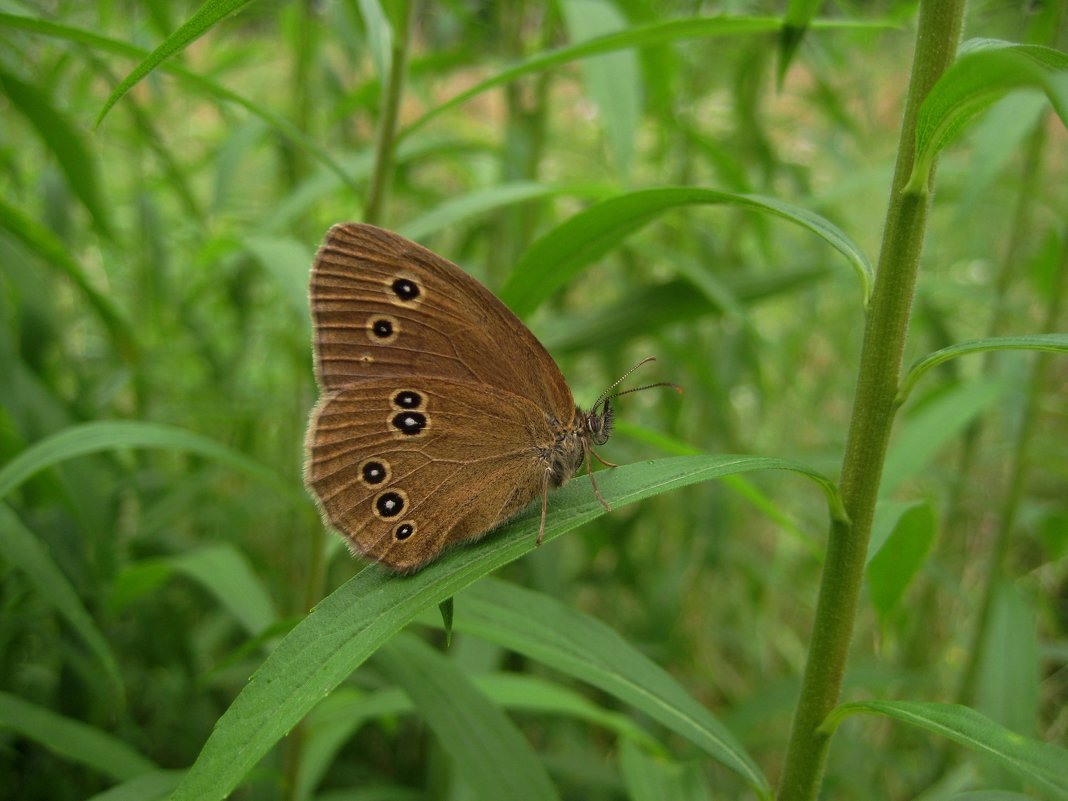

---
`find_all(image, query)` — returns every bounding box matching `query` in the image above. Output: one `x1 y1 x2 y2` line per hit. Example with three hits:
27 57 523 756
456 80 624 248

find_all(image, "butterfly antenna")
593 357 683 410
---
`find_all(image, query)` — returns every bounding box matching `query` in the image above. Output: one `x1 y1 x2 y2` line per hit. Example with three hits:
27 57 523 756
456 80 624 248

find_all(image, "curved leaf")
96 0 255 125
402 16 783 140
500 187 872 316
821 701 1068 798
167 545 280 635
0 421 304 508
85 771 184 801
0 197 137 362
0 66 113 238
0 503 124 701
375 634 559 801
297 675 660 799
907 41 1068 193
897 334 1068 404
451 578 771 797
0 13 359 194
0 691 155 781
398 181 610 242
620 739 712 801
169 454 835 801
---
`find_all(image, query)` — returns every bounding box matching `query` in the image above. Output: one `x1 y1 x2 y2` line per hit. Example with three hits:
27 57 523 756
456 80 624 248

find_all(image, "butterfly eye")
391 411 428 436
358 458 390 485
390 277 421 303
394 521 416 541
392 390 423 409
374 490 407 519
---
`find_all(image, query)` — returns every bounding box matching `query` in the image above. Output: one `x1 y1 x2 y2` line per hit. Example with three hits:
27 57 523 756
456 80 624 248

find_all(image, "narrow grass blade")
0 691 155 781
96 0 255 125
84 771 184 801
398 182 610 242
168 545 280 635
619 739 712 801
452 578 770 797
561 0 640 176
0 13 359 193
0 66 113 238
0 503 124 701
401 17 782 140
375 634 559 801
820 701 1068 798
779 0 822 85
897 333 1068 404
0 421 304 508
0 197 136 361
500 187 872 316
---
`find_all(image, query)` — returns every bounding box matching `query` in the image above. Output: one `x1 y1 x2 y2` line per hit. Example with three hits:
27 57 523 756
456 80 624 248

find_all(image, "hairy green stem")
364 0 412 225
776 3 965 798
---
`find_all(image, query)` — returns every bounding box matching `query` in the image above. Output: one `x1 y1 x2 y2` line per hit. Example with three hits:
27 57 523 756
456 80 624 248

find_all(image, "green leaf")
500 188 872 317
84 771 184 801
402 16 783 140
297 675 661 799
357 0 392 85
541 270 829 354
451 578 769 797
0 691 155 781
881 378 1007 498
778 0 822 85
0 421 304 508
976 584 1040 740
96 0 256 126
0 13 359 194
0 196 137 362
398 182 610 242
907 41 1068 194
619 740 712 801
897 334 1068 404
242 234 313 327
821 701 1068 798
0 503 124 701
375 634 559 801
866 501 936 620
168 545 280 635
561 0 640 176
438 596 454 647
0 66 113 238
170 455 831 801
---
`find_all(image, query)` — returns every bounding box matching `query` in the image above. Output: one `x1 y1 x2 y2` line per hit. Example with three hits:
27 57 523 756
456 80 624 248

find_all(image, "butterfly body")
304 223 612 573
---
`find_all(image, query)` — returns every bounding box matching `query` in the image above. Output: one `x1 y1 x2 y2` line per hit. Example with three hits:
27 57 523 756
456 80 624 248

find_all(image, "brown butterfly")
304 223 675 573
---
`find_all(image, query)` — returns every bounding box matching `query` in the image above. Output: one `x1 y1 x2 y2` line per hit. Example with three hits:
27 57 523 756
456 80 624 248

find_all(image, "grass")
1 1 1067 800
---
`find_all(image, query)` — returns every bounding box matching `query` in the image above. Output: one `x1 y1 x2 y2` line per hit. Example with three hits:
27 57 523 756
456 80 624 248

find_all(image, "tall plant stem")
776 3 965 798
364 1 412 226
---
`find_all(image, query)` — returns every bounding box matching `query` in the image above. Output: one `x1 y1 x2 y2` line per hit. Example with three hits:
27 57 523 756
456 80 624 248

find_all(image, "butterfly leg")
591 448 618 469
584 447 612 512
537 468 551 546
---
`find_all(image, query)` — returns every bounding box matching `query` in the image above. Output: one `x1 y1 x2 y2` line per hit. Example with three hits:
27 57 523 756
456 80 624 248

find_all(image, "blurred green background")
1 1 1066 799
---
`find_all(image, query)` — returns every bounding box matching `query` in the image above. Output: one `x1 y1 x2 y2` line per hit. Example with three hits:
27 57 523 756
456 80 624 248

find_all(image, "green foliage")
2 2 1067 800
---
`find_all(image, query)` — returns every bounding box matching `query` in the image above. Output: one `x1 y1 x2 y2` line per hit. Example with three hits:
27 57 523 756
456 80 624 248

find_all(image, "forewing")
310 223 574 420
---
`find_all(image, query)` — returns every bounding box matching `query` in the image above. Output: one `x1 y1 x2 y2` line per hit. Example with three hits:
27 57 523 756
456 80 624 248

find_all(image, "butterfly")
304 223 674 572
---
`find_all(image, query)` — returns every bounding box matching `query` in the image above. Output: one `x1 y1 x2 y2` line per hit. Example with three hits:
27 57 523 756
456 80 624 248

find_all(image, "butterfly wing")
311 223 575 421
306 377 553 572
